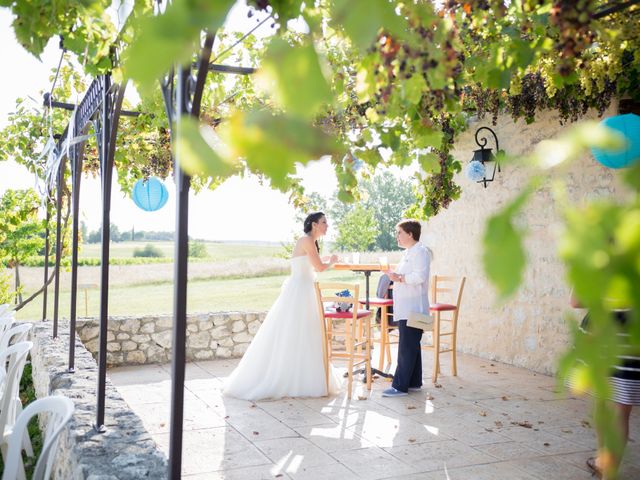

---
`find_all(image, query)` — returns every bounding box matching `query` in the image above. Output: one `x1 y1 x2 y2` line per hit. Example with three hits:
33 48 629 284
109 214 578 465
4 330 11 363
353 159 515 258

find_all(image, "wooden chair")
359 285 398 373
315 282 373 398
422 275 466 383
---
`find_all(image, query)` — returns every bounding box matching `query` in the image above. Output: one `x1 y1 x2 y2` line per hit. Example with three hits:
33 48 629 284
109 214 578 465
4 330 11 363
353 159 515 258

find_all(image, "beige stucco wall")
424 103 630 374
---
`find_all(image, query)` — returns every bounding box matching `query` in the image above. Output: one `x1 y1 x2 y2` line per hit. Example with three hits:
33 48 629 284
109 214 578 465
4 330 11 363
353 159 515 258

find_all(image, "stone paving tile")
292 423 375 453
154 426 271 476
346 411 448 448
474 440 547 461
383 461 540 479
108 363 170 385
436 420 513 447
287 461 360 479
253 436 338 473
383 439 496 473
224 406 299 441
258 399 337 428
182 464 289 479
330 446 419 479
506 454 596 480
498 425 589 455
110 353 640 479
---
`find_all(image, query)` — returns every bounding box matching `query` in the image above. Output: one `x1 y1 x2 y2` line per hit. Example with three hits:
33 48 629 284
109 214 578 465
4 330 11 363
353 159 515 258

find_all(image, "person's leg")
608 403 632 477
408 328 423 389
591 402 633 479
392 320 421 392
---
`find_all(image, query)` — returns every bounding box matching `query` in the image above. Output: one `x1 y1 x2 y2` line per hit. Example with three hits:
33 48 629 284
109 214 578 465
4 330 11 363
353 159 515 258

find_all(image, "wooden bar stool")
358 296 395 372
315 282 373 398
422 275 466 383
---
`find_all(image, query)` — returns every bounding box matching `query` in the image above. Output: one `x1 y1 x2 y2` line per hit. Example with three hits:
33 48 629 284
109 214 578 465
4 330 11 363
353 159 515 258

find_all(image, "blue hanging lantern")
590 113 640 169
131 177 169 212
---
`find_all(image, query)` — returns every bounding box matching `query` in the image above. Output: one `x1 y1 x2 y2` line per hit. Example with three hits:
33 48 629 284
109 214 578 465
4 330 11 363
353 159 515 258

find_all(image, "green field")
12 241 398 321
15 269 373 321
79 241 284 261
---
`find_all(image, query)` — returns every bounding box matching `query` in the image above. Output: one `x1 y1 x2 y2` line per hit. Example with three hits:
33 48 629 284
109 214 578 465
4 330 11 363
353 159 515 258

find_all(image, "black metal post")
96 75 113 432
168 67 191 480
68 142 83 372
52 158 65 338
42 205 50 322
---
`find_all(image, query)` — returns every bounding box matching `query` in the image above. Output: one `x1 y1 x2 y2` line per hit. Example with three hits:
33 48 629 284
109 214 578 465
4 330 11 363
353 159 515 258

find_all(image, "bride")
224 212 341 401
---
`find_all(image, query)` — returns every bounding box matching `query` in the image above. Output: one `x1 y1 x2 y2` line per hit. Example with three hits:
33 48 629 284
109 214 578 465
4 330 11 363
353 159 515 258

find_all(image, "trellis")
43 28 256 479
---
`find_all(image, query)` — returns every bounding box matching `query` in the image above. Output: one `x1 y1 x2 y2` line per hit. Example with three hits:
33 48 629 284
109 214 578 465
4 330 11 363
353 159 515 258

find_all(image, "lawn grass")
15 269 376 321
79 241 284 261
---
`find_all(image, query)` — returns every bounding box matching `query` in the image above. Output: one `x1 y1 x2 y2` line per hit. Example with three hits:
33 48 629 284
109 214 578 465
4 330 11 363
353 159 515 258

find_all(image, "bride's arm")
299 237 336 272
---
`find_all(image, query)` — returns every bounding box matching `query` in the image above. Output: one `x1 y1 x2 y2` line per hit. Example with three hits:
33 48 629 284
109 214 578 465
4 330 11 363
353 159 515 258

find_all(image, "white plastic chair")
0 341 33 468
0 315 15 342
0 323 32 354
1 396 75 480
0 324 35 457
0 304 14 320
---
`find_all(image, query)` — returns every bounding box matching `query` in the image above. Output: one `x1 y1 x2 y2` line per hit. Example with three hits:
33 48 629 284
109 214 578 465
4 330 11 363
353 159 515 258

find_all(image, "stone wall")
30 322 167 479
75 311 266 367
424 104 630 374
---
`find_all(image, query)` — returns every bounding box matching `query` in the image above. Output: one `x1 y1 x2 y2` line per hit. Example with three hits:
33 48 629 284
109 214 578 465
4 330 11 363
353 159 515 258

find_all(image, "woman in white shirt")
382 220 431 397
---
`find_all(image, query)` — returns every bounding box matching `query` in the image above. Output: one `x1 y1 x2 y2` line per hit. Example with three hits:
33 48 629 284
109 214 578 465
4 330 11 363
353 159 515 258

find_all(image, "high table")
333 263 389 309
332 263 394 379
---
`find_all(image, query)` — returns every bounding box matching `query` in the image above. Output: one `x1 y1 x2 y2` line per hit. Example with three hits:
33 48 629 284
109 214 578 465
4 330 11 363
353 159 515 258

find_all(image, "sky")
0 3 340 243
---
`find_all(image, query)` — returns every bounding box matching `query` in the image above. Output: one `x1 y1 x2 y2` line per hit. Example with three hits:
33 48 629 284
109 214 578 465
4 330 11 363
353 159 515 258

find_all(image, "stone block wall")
423 103 630 374
30 322 167 479
75 311 266 366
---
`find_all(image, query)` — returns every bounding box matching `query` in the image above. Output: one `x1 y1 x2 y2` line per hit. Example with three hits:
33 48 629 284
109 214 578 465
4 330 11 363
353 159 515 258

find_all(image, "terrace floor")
109 351 640 479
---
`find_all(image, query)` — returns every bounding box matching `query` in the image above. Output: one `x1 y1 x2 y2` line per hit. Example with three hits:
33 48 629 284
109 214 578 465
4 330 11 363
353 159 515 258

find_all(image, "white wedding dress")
224 255 340 401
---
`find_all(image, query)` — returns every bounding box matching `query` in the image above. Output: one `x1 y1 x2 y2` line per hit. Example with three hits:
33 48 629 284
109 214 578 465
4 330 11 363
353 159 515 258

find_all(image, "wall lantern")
131 177 169 212
465 126 501 188
590 113 640 169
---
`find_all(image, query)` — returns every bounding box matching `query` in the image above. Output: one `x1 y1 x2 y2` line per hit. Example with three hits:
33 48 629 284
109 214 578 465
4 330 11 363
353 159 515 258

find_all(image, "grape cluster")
507 73 548 123
550 0 597 76
466 85 500 125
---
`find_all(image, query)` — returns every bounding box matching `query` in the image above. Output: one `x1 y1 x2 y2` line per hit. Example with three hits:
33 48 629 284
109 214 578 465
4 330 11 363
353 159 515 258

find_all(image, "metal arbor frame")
44 27 254 477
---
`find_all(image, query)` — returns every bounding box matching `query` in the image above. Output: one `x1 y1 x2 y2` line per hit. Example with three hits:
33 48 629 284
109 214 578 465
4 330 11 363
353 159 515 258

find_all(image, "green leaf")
483 184 534 299
259 38 333 119
331 0 407 52
176 116 237 178
413 122 443 149
417 152 440 173
123 0 235 91
220 110 346 189
403 74 427 105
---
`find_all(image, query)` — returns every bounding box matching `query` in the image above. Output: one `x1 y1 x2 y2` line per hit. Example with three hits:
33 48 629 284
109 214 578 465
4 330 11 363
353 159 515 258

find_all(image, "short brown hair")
397 219 421 241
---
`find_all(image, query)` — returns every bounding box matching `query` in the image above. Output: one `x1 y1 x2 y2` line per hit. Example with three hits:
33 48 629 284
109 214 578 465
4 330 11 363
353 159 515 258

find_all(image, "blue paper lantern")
465 160 486 182
591 113 640 169
132 177 169 212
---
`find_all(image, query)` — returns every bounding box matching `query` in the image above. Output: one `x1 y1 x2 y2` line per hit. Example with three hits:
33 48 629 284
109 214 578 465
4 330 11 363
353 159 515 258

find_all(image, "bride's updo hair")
303 211 325 253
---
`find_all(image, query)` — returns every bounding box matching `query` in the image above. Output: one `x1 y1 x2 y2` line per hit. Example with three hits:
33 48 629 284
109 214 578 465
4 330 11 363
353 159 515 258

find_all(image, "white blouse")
392 243 431 320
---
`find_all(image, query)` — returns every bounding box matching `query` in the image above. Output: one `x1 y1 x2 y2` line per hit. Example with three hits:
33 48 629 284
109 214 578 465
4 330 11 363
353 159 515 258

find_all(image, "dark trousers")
392 320 423 392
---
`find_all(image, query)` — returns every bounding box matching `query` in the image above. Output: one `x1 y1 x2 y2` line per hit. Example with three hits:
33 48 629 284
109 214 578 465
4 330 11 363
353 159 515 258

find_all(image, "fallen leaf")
408 438 416 443
490 363 495 366
494 421 503 428
543 442 550 447
407 405 417 410
276 475 283 478
357 396 368 401
511 420 533 428
581 420 591 428
501 396 508 401
224 415 230 419
562 429 573 434
426 395 434 400
435 383 443 388
485 428 494 432
253 431 260 435
479 411 487 417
